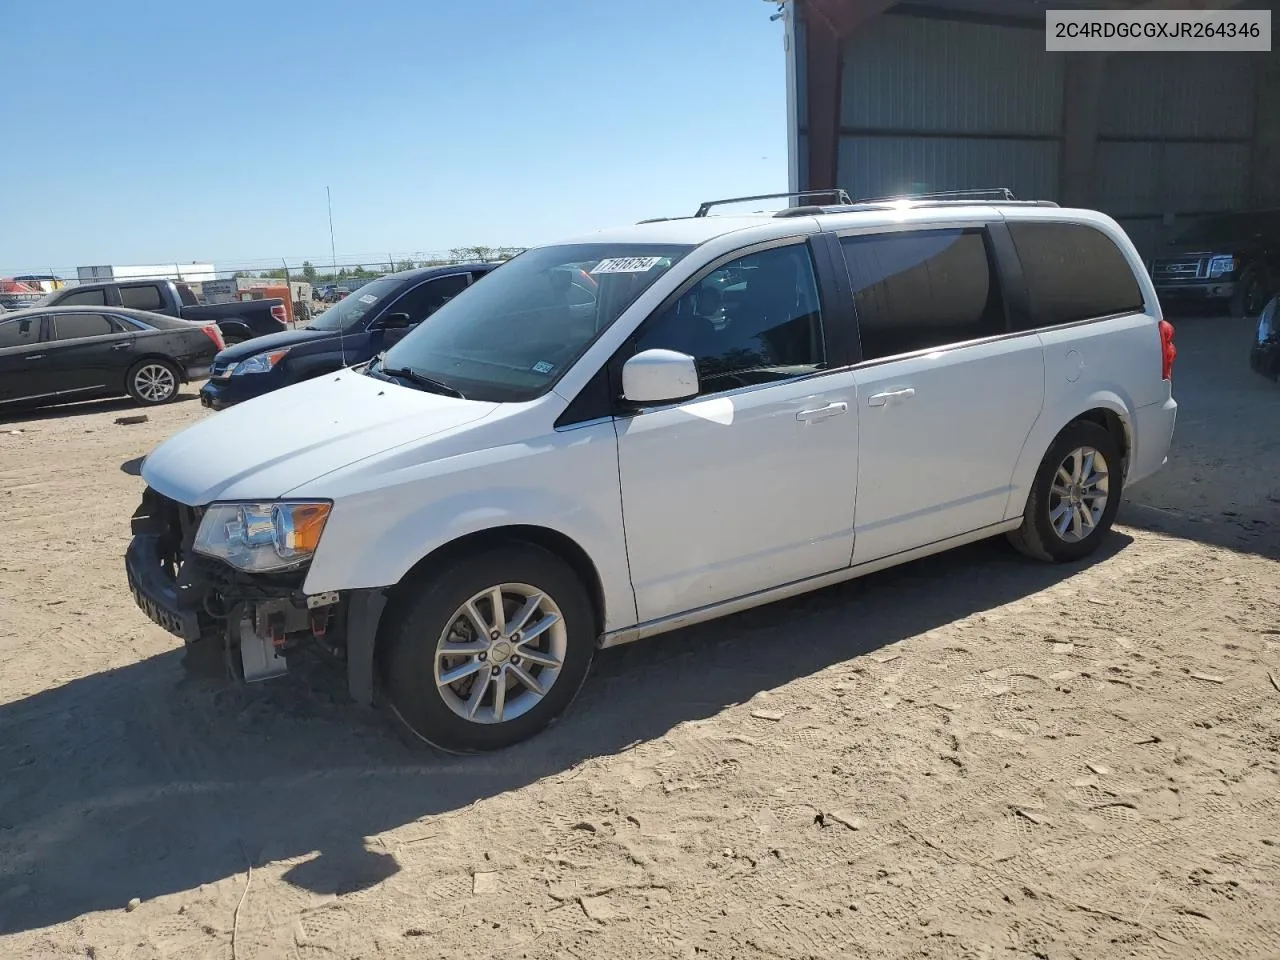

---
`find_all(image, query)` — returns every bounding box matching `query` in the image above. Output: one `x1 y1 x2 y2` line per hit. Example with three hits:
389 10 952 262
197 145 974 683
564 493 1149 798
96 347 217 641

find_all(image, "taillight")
271 304 287 325
199 324 225 351
1158 319 1176 381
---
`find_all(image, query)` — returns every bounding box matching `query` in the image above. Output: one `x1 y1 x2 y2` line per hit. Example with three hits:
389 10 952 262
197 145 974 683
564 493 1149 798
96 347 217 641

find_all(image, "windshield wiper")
381 365 467 399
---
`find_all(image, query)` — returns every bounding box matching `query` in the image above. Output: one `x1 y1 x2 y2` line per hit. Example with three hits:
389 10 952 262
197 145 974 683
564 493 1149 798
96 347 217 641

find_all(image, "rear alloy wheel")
1008 420 1123 563
127 360 180 405
383 544 595 753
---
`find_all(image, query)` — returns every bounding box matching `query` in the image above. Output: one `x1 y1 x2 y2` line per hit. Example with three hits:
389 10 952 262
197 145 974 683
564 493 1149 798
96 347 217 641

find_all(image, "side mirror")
376 312 411 330
621 349 699 405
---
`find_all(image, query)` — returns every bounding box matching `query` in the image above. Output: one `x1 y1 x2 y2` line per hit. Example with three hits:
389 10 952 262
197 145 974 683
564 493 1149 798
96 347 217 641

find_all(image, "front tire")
1231 266 1269 319
1008 420 1123 563
382 543 596 753
127 359 181 405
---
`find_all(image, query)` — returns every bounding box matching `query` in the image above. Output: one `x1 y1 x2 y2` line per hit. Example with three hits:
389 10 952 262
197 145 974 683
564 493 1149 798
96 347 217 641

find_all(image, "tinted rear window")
120 284 164 311
57 288 107 307
1008 221 1144 330
840 228 1006 361
53 313 117 340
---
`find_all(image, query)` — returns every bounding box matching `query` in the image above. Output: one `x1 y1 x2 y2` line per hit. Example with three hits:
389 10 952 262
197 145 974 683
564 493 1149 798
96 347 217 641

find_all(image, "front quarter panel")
299 414 636 631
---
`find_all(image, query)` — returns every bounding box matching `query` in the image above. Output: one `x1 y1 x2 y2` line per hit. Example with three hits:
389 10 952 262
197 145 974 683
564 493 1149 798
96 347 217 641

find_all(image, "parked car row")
200 263 495 410
39 277 287 345
124 190 1179 753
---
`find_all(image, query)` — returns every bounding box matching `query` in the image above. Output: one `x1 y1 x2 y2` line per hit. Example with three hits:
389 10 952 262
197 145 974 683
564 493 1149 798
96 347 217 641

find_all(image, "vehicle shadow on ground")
1118 314 1280 562
0 532 1129 933
0 393 198 425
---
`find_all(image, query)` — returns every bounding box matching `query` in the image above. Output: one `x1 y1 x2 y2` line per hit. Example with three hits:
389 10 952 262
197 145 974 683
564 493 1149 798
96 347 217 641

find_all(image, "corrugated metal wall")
1095 51 1257 256
836 13 1061 201
840 15 1061 134
813 9 1271 260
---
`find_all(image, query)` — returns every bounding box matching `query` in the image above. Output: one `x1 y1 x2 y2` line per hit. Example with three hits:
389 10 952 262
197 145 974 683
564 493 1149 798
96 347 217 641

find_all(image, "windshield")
307 276 400 331
377 243 691 401
1173 215 1240 247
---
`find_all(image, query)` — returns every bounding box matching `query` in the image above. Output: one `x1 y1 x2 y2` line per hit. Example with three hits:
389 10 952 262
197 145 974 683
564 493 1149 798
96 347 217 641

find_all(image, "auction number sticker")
359 293 378 304
591 257 663 275
531 360 555 374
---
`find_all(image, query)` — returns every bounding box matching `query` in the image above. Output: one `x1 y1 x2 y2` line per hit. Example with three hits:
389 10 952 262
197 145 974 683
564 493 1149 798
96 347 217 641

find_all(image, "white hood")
142 370 498 504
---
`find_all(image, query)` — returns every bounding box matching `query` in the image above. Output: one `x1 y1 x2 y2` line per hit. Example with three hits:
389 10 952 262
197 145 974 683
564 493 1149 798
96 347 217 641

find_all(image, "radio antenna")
326 186 345 364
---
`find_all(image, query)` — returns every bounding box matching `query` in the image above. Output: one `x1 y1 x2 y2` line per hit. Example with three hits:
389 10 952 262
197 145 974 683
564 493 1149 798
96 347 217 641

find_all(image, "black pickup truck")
40 278 287 345
1150 209 1280 319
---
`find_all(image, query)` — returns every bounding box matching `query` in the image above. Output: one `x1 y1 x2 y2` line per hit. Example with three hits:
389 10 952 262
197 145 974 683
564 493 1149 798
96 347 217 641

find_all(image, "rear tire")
1008 420 1123 563
126 359 181 405
382 543 596 753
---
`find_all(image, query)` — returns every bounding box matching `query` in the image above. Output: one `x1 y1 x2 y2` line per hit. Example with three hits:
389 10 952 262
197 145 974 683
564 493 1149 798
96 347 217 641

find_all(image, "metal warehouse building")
782 0 1280 259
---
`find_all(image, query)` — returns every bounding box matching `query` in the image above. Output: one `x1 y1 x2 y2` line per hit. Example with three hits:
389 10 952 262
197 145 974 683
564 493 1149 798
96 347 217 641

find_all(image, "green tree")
302 261 317 281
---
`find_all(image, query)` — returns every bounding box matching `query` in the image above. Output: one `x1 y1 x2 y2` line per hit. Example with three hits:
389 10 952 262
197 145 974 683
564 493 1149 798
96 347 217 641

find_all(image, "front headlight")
231 348 290 375
1208 254 1235 277
193 501 331 572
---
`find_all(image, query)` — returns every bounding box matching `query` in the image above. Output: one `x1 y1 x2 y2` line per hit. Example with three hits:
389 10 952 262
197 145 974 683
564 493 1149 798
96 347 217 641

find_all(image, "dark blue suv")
199 263 496 410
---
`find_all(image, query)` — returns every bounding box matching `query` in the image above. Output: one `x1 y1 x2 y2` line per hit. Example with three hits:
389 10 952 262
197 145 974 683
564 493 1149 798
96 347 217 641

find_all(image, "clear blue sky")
0 0 788 276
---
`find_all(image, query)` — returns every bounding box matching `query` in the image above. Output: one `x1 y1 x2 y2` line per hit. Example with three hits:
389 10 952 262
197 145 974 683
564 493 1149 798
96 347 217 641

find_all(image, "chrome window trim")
844 309 1151 373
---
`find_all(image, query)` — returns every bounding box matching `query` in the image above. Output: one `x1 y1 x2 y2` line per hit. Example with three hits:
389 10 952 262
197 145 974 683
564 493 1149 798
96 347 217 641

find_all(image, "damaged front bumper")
124 487 385 704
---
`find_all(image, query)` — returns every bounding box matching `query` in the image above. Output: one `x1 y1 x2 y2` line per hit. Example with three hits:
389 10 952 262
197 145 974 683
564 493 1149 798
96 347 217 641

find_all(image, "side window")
633 244 825 396
390 274 471 323
1007 221 1144 330
175 283 199 306
57 287 108 307
52 313 117 340
839 228 1005 362
119 284 165 311
0 316 42 349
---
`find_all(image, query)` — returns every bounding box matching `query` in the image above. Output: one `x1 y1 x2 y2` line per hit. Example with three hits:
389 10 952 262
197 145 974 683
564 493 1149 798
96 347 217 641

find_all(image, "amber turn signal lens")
284 502 330 553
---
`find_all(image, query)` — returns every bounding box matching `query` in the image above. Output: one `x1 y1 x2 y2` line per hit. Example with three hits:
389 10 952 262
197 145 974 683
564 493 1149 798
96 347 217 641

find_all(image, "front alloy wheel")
434 584 567 725
383 543 595 753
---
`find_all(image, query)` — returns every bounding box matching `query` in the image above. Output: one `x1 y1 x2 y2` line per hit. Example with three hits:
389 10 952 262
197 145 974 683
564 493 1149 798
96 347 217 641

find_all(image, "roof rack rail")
772 190 1060 219
694 189 853 218
854 187 1017 204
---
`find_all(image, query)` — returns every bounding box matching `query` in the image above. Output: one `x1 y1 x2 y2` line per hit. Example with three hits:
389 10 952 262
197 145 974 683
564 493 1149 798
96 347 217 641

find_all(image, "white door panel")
618 371 859 622
851 336 1044 563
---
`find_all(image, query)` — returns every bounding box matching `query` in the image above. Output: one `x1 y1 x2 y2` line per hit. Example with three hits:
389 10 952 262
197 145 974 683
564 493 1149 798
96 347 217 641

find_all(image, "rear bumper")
1251 340 1280 381
1128 395 1178 487
1154 281 1234 301
185 364 211 382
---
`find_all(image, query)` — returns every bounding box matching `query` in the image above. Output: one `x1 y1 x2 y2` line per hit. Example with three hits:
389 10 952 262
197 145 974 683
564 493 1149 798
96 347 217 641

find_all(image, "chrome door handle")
867 387 915 407
796 401 848 423
111 342 133 351
26 354 46 361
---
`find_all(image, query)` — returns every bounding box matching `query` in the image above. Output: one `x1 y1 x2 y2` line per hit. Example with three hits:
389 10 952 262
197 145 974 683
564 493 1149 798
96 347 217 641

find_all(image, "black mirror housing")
376 312 412 330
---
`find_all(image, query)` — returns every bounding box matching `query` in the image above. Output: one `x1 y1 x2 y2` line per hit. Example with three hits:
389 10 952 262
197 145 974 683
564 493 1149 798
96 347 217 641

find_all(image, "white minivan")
126 192 1178 752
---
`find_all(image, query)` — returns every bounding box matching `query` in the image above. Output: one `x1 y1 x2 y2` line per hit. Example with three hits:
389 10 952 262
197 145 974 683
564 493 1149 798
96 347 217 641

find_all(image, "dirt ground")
1 315 1278 960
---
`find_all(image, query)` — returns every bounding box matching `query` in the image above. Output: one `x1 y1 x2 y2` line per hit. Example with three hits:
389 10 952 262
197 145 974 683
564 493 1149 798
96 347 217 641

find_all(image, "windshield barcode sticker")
590 257 663 275
359 293 378 304
531 360 555 374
